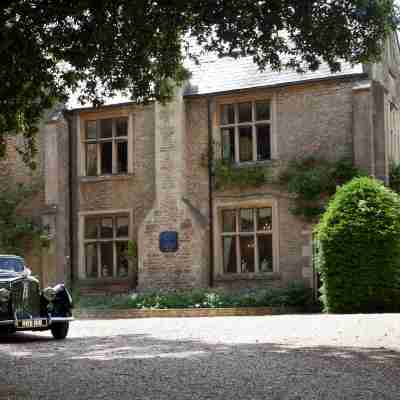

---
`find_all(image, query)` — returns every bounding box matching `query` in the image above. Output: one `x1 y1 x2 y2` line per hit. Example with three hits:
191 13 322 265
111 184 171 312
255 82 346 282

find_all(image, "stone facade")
3 34 400 294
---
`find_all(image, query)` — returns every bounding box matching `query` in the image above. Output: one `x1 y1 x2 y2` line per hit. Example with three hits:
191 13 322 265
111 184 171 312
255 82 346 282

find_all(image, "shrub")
315 177 400 313
76 283 313 310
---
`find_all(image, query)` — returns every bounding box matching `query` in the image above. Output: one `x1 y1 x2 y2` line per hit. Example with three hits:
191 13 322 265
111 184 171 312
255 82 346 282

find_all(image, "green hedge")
315 177 400 313
76 282 313 310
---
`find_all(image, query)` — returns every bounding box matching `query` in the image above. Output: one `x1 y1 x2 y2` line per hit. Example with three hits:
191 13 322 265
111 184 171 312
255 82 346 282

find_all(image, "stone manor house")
3 33 400 293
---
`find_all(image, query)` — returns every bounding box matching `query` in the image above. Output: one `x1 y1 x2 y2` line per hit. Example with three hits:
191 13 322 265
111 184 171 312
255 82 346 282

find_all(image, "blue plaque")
159 231 178 252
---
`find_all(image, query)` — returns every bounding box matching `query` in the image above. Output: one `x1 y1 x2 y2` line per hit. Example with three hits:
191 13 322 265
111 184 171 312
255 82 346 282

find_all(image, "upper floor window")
220 100 271 163
84 117 128 176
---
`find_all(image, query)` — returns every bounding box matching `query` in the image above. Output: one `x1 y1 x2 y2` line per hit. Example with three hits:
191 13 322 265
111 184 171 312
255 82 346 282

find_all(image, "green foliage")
281 158 365 221
77 282 313 310
389 161 400 192
214 160 271 189
315 177 400 313
0 177 48 255
1 1 397 164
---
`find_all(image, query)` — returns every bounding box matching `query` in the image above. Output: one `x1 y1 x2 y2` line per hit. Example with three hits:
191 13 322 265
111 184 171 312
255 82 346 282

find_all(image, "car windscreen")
0 258 24 272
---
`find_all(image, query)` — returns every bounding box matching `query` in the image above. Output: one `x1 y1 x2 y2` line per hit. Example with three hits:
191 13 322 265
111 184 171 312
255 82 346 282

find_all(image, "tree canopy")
0 0 397 164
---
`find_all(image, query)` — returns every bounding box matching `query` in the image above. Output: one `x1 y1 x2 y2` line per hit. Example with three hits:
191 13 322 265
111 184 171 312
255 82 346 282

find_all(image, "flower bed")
74 282 314 318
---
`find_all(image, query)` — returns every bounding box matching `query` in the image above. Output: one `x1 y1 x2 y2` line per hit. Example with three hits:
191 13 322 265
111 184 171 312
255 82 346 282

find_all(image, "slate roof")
184 55 365 96
67 55 365 110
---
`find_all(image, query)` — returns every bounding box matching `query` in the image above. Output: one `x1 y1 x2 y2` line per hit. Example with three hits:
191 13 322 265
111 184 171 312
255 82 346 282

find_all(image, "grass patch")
75 282 313 311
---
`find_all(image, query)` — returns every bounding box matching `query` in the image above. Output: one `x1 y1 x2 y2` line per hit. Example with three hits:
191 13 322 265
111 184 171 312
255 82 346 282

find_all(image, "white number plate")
16 319 48 329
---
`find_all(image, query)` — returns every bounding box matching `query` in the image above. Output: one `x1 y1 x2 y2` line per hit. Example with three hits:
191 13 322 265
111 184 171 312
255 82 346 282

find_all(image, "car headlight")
0 288 10 303
43 287 56 302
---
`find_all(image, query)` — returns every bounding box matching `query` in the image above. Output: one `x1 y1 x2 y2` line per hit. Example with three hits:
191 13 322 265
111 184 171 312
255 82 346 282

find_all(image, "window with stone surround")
84 214 130 279
220 100 272 163
84 117 128 176
221 207 274 274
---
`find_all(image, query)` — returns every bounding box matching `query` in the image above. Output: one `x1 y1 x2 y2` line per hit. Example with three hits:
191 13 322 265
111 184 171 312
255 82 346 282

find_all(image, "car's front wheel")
50 322 69 340
0 326 16 335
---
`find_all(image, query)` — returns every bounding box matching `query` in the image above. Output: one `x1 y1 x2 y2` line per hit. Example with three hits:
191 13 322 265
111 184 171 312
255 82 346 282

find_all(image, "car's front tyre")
50 321 69 340
0 326 16 335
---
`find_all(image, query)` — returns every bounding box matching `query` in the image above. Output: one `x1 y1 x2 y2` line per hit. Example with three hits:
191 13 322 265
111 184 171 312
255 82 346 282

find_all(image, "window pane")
86 143 97 176
116 216 129 237
116 242 129 278
239 209 254 232
100 242 114 277
100 142 113 174
223 236 237 273
258 235 273 272
117 141 128 174
255 101 270 121
239 126 253 162
257 208 272 231
100 118 113 138
221 127 235 162
101 217 113 238
221 104 235 125
116 117 128 137
257 125 271 161
238 102 252 123
85 244 98 278
222 210 236 232
240 236 255 273
85 121 97 140
85 218 99 239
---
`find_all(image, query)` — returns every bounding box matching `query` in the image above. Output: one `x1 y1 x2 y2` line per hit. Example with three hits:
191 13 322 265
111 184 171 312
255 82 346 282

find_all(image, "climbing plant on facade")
280 158 366 221
0 177 49 255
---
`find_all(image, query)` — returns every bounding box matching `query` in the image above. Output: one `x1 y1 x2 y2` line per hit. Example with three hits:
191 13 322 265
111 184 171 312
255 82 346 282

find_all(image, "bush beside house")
315 177 400 313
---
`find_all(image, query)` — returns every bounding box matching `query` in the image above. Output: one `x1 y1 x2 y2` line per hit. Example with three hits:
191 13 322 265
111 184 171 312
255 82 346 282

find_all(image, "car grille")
11 280 41 319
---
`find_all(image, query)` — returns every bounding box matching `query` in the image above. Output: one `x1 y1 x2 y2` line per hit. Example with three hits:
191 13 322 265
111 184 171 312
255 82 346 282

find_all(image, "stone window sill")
79 174 134 183
231 159 276 169
214 272 281 281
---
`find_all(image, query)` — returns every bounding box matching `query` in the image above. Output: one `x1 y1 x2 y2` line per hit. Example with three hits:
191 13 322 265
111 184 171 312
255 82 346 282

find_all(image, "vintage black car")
0 255 73 339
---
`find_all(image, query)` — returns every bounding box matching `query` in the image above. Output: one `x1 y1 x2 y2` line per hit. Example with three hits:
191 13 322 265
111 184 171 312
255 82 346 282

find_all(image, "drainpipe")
207 97 214 287
65 111 74 290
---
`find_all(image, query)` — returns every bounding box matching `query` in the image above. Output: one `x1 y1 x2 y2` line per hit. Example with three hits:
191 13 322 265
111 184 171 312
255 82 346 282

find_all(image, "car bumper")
0 316 74 329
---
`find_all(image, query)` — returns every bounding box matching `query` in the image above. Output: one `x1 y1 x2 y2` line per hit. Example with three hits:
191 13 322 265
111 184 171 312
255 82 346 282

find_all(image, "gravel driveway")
1 314 400 400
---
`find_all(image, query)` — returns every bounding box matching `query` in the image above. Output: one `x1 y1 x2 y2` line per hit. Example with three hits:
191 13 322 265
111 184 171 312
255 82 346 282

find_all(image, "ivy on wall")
0 176 49 255
213 160 272 190
280 158 366 221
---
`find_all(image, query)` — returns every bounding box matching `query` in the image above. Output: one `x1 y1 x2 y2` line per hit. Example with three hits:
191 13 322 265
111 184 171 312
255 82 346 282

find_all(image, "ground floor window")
84 214 130 278
221 207 274 274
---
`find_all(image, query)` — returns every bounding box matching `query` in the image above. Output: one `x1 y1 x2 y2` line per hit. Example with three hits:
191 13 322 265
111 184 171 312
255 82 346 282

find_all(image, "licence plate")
16 319 48 329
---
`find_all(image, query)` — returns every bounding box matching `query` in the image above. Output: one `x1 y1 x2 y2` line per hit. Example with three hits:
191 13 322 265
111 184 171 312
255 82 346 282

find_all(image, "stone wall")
137 91 210 290
210 78 363 290
69 103 156 292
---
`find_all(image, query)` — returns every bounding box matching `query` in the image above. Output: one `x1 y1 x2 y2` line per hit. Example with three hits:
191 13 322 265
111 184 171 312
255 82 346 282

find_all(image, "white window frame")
78 209 134 280
78 111 134 177
213 198 279 277
217 95 277 164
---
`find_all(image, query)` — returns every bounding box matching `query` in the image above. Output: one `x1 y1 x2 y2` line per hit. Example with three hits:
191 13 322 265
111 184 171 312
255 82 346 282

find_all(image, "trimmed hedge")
315 177 400 313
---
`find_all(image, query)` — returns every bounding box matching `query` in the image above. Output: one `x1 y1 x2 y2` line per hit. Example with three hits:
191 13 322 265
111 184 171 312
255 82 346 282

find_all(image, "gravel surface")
1 314 400 400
